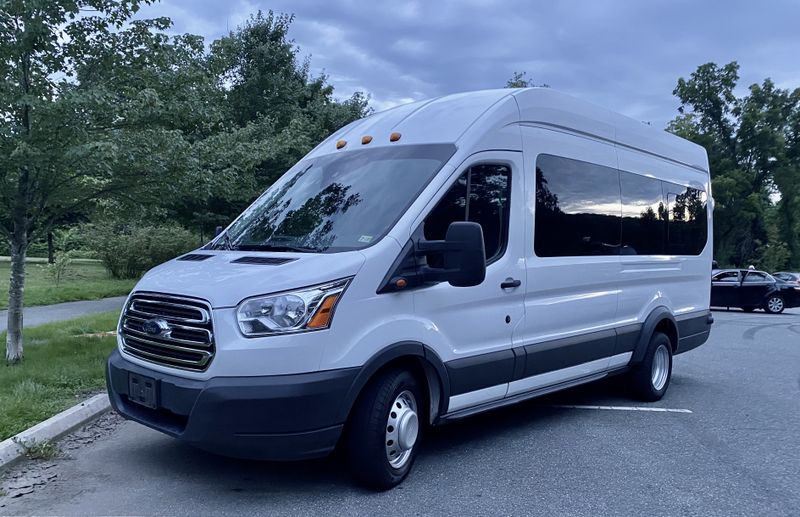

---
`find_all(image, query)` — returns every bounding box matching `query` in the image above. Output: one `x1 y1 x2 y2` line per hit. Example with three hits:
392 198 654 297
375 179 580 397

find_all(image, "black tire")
344 368 423 491
627 332 673 402
764 295 785 314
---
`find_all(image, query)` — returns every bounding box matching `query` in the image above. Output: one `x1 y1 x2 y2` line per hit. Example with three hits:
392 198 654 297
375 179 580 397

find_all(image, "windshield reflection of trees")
229 166 362 250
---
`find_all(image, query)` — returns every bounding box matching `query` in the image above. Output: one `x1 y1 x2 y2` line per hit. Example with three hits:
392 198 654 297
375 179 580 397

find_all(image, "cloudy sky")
137 0 800 128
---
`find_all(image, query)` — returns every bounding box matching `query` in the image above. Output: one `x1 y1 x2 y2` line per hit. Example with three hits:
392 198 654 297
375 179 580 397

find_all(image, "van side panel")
615 146 712 328
514 127 621 354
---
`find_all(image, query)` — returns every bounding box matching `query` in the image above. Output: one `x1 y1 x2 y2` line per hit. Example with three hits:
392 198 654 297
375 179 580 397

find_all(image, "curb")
0 393 111 470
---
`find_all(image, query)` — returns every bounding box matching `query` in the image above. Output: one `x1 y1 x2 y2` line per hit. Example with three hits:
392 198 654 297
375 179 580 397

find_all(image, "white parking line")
550 404 692 413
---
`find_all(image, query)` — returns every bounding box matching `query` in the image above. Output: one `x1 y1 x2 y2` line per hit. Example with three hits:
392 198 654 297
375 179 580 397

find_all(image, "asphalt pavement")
0 296 127 332
2 308 799 516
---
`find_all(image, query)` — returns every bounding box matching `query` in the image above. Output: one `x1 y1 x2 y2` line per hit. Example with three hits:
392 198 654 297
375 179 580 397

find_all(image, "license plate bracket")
128 372 158 409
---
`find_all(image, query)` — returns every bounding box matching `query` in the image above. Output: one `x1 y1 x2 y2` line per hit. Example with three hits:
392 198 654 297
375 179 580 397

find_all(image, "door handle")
501 278 522 289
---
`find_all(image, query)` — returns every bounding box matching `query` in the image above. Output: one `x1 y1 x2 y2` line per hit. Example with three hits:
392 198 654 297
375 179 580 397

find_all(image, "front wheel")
764 295 785 314
628 332 673 402
344 368 423 490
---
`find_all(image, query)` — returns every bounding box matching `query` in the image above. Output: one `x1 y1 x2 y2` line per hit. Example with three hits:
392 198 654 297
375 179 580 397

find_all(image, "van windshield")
214 144 456 253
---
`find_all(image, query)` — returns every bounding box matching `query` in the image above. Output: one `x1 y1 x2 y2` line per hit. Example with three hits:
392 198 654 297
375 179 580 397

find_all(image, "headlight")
236 278 351 336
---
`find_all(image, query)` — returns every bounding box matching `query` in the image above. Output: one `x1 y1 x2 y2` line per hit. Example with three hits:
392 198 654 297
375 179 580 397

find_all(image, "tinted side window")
620 172 666 255
535 154 621 257
664 183 707 255
424 164 511 263
743 272 768 283
713 271 740 282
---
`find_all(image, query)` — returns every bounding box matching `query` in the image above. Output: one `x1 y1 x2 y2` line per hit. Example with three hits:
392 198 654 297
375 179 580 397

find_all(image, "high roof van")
106 88 714 490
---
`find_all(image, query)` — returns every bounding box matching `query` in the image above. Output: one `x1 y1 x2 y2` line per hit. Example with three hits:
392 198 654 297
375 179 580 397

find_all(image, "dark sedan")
711 269 800 314
773 272 800 286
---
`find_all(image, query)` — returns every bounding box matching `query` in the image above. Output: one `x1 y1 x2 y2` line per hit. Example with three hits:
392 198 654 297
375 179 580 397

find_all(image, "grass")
13 438 61 460
0 311 119 441
0 260 135 310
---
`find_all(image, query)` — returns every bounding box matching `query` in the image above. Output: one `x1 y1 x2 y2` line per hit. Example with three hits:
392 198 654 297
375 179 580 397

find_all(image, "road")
0 296 127 332
2 308 799 516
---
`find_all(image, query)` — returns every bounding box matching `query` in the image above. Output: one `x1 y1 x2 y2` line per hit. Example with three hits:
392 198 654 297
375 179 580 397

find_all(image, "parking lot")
3 308 799 516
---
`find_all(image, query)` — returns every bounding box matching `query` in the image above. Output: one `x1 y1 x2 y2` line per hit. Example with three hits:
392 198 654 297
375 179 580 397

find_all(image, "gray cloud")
136 0 800 128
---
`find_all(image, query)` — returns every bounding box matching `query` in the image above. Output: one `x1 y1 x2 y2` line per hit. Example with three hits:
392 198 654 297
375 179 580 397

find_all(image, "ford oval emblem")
142 318 171 337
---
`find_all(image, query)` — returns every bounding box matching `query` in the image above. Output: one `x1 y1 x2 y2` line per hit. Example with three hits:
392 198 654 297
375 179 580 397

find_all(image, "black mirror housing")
442 221 486 286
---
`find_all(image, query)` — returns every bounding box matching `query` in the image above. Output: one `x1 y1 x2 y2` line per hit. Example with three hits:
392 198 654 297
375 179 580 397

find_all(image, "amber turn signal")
336 140 347 149
307 293 340 329
361 135 373 145
389 132 402 142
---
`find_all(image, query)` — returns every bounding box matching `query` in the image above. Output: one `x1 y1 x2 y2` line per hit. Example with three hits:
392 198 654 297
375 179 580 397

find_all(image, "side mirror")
441 221 486 287
214 225 224 237
376 221 486 294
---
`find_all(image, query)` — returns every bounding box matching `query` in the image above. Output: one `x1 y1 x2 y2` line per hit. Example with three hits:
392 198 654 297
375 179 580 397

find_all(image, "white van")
106 88 713 489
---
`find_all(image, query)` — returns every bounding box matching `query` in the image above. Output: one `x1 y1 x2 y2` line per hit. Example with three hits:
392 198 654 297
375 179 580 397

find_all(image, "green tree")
170 10 371 236
669 62 800 268
505 71 549 89
0 0 203 363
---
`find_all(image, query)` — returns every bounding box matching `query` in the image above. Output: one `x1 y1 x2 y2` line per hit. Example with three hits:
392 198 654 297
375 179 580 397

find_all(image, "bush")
88 223 199 279
46 251 74 286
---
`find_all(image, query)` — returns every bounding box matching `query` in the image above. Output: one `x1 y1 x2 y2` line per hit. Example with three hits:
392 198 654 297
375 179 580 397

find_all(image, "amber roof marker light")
361 135 373 145
336 139 347 149
390 132 402 142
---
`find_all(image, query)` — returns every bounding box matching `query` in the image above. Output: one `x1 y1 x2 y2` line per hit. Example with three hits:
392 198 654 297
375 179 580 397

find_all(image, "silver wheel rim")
385 390 418 469
768 297 783 312
651 344 670 392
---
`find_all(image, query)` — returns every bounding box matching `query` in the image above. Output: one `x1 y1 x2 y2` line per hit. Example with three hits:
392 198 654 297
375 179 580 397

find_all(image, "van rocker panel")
106 349 358 461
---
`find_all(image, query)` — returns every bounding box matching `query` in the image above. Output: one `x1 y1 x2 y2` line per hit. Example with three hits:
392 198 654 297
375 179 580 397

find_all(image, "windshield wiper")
233 243 320 253
213 231 232 250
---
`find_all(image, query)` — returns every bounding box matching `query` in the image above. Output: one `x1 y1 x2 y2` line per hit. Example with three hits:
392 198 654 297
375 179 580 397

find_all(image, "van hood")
132 250 367 308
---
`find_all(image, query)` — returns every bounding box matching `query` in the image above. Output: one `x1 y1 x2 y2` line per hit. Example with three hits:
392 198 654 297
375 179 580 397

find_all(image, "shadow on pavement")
112 377 637 493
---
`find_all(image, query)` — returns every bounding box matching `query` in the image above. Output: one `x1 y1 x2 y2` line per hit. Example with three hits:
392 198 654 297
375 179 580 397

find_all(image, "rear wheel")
764 295 785 314
344 368 423 491
628 332 673 402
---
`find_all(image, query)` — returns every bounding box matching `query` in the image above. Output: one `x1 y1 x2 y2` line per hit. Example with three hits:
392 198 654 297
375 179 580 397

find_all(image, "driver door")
412 151 526 412
711 270 741 307
740 271 773 307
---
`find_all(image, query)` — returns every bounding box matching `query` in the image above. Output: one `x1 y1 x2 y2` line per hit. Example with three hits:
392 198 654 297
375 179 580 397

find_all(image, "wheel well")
352 356 443 426
654 318 678 352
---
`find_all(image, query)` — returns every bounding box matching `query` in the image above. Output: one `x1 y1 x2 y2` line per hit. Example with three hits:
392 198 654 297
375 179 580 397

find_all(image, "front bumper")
106 349 359 461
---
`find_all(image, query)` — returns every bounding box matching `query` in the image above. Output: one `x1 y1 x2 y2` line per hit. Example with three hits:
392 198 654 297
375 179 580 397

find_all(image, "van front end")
106 348 358 461
105 262 367 461
105 142 459 463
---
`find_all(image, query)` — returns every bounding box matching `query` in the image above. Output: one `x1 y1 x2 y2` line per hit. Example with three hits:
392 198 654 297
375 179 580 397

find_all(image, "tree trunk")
6 18 32 364
47 231 54 264
5 231 27 364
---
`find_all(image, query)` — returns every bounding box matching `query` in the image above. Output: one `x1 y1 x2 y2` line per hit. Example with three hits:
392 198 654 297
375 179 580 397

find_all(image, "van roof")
307 88 708 173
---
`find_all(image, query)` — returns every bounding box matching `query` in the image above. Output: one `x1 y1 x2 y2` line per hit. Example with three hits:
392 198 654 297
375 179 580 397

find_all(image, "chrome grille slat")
123 334 212 361
129 299 210 324
122 315 213 342
120 293 215 371
123 346 209 368
121 322 212 348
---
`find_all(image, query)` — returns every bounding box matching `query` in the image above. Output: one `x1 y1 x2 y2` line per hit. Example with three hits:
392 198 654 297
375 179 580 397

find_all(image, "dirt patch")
0 411 124 503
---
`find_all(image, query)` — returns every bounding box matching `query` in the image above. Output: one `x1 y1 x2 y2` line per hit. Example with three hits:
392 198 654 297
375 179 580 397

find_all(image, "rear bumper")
106 349 359 461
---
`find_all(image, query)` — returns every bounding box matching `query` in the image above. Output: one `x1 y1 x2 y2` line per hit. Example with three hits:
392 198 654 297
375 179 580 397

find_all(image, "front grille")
120 293 214 371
